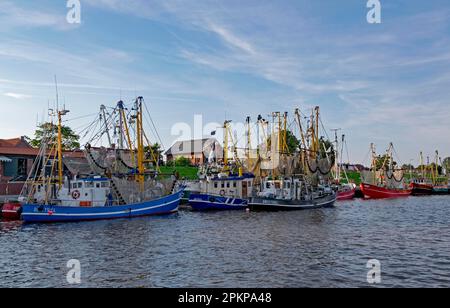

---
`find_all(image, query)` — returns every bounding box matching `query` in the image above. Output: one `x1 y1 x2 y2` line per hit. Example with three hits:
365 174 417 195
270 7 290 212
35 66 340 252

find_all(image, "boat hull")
248 194 336 211
1 203 22 220
189 194 248 211
21 191 182 223
337 188 356 201
432 186 449 195
360 183 412 199
410 183 433 196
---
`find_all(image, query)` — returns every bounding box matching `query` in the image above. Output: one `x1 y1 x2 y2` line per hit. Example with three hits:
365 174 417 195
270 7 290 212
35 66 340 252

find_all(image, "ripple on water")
1 196 450 287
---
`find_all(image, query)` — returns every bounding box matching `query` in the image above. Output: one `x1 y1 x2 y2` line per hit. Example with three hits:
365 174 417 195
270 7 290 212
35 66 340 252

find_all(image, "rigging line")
63 112 99 123
319 116 331 141
143 99 165 150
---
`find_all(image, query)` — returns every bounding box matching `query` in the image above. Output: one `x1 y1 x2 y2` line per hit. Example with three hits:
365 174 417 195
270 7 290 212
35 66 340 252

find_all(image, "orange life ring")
71 190 81 200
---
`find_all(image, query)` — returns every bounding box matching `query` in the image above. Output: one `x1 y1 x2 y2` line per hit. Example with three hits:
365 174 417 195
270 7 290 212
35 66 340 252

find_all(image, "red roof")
0 137 85 158
0 137 38 156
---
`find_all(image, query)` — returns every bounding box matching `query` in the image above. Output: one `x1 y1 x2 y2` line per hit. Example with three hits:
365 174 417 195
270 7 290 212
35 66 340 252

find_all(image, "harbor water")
1 196 450 288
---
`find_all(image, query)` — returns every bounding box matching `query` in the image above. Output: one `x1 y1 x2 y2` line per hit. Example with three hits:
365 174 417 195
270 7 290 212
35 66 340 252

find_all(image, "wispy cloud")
3 92 32 99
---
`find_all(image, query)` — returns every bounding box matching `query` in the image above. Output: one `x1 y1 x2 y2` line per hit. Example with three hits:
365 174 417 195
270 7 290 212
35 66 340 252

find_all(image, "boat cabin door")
242 181 248 197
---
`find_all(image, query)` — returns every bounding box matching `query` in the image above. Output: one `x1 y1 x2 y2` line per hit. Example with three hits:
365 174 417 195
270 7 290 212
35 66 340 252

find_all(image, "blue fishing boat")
189 173 254 211
20 97 183 223
21 188 182 223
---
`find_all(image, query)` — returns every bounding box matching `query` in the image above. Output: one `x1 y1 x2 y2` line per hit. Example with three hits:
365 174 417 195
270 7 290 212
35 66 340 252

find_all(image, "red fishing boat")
1 202 22 220
360 143 412 200
360 183 412 199
409 182 433 196
337 184 357 201
331 131 356 202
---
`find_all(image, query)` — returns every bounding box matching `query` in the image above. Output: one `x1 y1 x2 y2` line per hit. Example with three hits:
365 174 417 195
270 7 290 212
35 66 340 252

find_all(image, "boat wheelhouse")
189 173 255 211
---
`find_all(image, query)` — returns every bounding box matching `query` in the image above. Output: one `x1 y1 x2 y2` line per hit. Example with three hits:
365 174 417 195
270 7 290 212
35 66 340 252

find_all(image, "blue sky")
0 0 449 164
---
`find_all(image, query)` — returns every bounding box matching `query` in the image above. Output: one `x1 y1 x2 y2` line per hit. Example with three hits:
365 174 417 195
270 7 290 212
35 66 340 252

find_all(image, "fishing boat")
360 183 411 199
414 151 449 195
249 107 336 211
188 120 255 211
337 183 357 201
1 202 22 220
249 177 336 211
409 182 433 196
21 177 182 223
331 130 356 201
21 98 183 223
189 173 254 211
360 143 412 199
432 185 449 195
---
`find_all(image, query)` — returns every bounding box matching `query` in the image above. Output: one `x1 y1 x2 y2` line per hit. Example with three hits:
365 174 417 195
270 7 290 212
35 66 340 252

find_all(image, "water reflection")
1 196 450 287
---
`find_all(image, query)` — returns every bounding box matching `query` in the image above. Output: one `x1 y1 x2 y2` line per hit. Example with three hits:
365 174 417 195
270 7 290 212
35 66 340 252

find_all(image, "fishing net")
111 177 175 204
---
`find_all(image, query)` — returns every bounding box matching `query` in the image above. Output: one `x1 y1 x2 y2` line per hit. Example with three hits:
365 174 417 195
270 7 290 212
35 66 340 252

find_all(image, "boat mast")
57 108 69 188
295 108 307 173
331 128 341 182
314 106 320 158
223 120 231 173
420 152 424 179
100 104 112 147
135 97 145 191
370 143 377 185
246 116 252 169
118 101 124 149
118 101 136 168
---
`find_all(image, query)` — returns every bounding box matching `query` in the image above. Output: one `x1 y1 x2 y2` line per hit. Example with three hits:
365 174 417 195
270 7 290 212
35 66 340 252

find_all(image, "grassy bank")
159 166 199 180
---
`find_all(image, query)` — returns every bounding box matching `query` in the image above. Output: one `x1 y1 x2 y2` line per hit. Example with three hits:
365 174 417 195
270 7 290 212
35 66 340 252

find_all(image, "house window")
214 182 218 189
227 182 231 188
233 182 237 188
17 158 27 176
3 158 27 178
221 182 225 188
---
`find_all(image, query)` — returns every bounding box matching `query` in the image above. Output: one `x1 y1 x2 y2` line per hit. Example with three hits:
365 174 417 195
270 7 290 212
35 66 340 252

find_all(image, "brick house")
165 138 222 166
0 137 39 198
0 137 86 200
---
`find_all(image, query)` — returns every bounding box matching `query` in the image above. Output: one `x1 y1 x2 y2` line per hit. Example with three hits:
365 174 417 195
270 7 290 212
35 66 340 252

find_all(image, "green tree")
29 123 80 151
174 156 191 167
373 154 397 170
267 130 300 155
145 143 164 165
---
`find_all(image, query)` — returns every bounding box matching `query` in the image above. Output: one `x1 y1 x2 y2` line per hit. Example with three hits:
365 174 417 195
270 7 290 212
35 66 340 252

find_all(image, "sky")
0 0 449 165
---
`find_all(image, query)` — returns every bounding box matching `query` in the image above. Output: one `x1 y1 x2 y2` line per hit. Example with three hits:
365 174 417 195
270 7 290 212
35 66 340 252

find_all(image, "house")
0 137 39 198
340 164 366 172
165 138 223 166
0 136 87 199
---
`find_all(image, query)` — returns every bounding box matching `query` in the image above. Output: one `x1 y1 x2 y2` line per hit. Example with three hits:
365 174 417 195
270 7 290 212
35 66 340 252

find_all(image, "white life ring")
71 190 81 200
